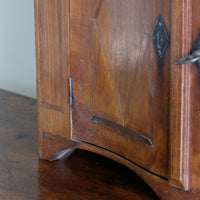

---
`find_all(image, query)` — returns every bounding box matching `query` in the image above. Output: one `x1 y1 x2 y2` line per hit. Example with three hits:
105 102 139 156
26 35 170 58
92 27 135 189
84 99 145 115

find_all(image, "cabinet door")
70 0 171 178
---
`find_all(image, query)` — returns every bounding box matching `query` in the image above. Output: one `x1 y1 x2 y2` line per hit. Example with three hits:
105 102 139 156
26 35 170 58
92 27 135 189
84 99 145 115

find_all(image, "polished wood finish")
34 0 200 199
187 0 200 191
34 0 73 158
0 89 159 200
169 0 191 189
70 0 170 178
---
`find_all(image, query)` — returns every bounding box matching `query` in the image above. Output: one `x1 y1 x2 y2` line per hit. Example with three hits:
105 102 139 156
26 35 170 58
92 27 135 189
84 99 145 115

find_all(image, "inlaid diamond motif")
151 15 170 63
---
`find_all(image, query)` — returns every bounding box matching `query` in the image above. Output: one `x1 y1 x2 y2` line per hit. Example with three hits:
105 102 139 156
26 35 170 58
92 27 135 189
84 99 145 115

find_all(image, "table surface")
0 89 159 200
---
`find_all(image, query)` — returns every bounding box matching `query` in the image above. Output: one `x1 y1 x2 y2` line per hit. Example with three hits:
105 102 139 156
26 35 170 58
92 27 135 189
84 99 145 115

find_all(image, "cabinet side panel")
34 0 71 145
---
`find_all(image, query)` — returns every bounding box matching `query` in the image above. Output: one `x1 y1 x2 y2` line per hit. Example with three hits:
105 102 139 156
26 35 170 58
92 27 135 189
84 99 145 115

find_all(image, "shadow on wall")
0 0 36 98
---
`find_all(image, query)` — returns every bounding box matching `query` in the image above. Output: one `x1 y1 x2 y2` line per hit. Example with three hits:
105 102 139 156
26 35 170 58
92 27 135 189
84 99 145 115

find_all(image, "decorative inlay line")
91 116 153 147
151 15 170 63
41 102 62 112
94 0 104 19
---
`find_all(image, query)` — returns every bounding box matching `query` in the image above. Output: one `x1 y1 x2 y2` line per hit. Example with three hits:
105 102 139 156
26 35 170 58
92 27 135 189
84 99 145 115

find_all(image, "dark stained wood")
0 89 159 200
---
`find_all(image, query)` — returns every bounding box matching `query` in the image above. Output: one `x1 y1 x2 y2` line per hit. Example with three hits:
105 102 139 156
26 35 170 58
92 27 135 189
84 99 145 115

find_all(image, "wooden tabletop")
0 89 159 200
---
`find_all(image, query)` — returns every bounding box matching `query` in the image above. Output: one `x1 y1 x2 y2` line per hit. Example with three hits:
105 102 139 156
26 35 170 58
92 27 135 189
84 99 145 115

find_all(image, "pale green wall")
0 0 36 98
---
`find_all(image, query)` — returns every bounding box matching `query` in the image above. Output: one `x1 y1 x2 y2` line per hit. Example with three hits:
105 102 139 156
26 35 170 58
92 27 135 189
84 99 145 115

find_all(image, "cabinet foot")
39 131 78 161
52 148 76 161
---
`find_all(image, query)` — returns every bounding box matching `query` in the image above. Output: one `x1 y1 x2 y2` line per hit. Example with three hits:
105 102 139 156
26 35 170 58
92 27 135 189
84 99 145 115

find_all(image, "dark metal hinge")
69 77 73 107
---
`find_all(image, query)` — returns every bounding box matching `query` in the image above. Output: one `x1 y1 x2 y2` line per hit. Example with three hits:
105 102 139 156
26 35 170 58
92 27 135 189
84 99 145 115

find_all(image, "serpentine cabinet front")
35 0 200 199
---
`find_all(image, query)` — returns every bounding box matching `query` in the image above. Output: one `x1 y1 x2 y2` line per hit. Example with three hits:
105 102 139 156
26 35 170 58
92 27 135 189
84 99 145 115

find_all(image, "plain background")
0 0 36 98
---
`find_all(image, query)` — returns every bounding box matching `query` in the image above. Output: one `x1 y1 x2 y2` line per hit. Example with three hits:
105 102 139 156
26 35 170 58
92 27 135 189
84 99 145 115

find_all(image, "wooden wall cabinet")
34 0 200 199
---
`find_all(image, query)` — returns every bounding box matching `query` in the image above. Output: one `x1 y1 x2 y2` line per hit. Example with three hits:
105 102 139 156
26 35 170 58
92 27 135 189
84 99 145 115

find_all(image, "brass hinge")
69 77 73 107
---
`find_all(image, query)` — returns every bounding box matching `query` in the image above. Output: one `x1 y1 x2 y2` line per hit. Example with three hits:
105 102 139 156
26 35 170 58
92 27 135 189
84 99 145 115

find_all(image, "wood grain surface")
0 89 159 200
71 0 171 178
34 0 200 199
